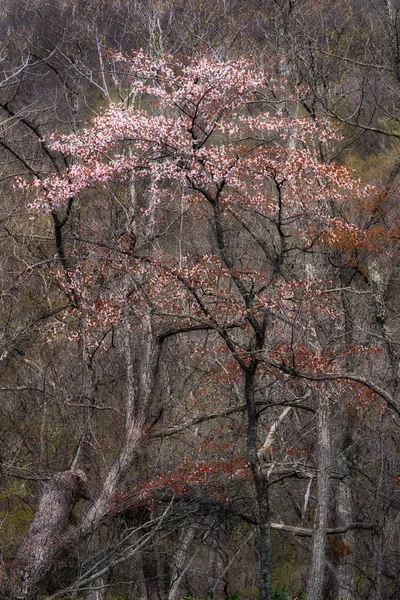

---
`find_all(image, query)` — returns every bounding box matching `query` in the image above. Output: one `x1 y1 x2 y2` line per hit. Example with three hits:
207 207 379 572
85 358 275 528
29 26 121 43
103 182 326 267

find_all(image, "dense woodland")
1 1 400 599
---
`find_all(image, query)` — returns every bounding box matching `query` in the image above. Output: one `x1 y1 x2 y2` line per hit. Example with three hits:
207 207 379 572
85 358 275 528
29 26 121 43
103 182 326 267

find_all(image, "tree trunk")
245 366 271 600
7 470 87 600
168 525 198 600
85 532 106 600
334 415 355 600
206 525 221 598
305 394 331 600
255 473 271 600
335 476 354 600
86 581 106 600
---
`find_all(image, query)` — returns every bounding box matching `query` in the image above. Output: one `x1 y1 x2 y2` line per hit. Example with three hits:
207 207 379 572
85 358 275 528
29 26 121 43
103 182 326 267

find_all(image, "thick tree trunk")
7 470 87 600
245 366 271 600
335 476 354 600
305 395 331 600
334 416 355 600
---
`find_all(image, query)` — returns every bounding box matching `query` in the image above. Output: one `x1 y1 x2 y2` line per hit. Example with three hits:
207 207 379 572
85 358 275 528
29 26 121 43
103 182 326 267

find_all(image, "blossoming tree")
10 50 394 600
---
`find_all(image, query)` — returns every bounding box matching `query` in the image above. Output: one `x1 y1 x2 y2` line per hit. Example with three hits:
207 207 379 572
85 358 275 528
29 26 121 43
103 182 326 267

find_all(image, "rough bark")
305 395 331 600
334 416 355 600
245 366 271 600
7 469 87 600
255 473 271 600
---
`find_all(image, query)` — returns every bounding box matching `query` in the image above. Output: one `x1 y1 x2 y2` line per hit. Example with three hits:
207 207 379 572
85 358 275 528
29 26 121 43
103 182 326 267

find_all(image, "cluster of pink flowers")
17 50 379 355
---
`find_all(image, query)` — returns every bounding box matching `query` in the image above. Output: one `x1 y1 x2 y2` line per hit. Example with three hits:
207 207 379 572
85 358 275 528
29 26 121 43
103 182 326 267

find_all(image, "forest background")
1 1 400 600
